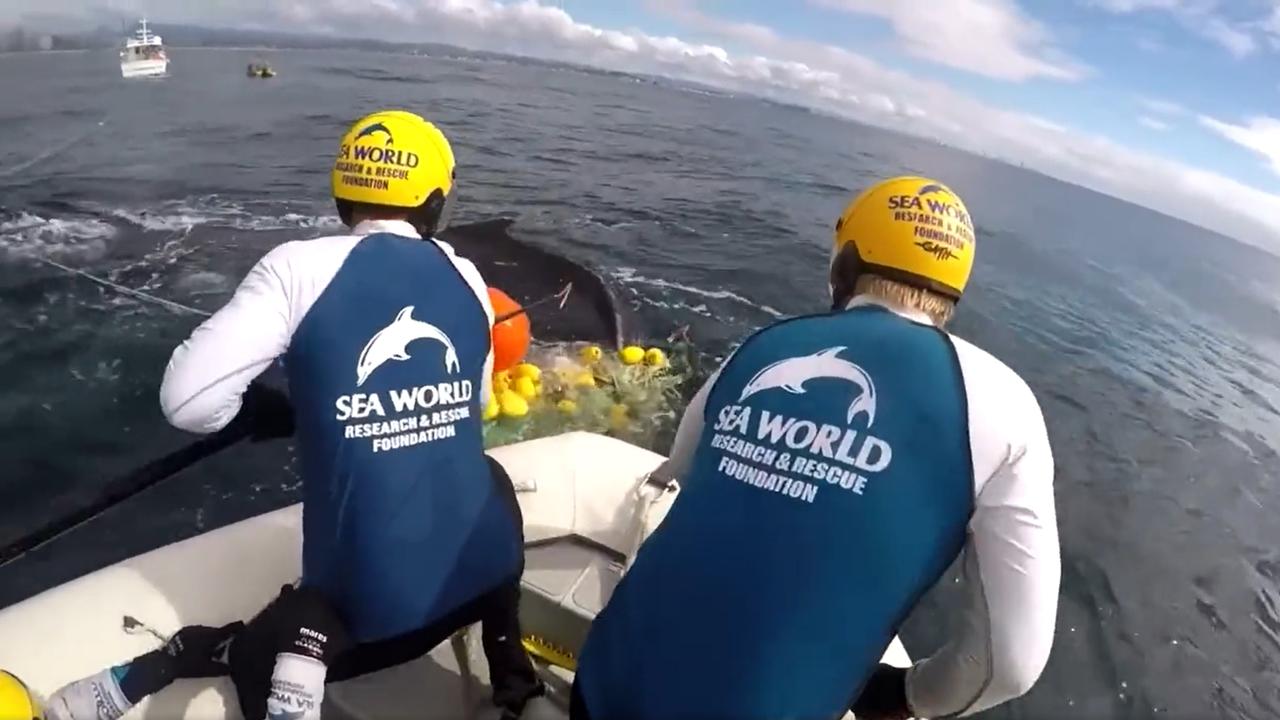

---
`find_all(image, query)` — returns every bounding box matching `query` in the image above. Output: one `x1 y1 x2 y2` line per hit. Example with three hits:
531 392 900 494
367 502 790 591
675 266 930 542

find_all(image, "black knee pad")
229 585 351 720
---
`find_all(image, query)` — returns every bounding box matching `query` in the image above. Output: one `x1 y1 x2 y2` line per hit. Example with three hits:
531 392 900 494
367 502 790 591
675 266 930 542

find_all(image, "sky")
5 0 1280 250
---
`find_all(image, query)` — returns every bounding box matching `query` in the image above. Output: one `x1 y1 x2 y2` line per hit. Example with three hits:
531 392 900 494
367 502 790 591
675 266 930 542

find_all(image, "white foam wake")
0 212 115 261
104 198 343 233
611 267 784 318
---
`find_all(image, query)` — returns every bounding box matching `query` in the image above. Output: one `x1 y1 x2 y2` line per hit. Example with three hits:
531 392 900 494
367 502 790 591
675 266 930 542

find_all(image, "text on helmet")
337 142 421 169
887 195 974 232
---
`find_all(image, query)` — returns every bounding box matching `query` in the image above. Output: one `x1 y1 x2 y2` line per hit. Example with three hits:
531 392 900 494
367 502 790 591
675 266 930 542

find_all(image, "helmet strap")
829 244 863 311
829 242 963 310
335 198 355 228
334 191 446 239
408 189 447 239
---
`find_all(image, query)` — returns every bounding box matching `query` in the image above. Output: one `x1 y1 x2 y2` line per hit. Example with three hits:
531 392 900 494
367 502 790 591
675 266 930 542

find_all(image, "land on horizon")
2 17 1269 255
0 20 479 55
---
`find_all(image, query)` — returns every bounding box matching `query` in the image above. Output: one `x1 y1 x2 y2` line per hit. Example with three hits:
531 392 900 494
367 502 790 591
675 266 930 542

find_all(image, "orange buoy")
488 287 530 372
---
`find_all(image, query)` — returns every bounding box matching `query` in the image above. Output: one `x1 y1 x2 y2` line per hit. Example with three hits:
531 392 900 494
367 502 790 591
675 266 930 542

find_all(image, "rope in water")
38 257 569 323
0 115 109 179
36 256 211 317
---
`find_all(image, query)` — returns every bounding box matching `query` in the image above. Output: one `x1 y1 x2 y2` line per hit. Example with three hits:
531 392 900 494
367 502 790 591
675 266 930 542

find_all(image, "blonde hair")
853 273 956 327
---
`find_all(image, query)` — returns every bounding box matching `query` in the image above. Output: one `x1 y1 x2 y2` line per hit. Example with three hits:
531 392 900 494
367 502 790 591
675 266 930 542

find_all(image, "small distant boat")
246 61 276 78
119 18 168 79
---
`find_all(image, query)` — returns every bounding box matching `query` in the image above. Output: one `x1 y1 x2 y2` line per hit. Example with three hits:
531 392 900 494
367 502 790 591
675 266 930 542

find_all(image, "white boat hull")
121 59 168 79
0 432 911 719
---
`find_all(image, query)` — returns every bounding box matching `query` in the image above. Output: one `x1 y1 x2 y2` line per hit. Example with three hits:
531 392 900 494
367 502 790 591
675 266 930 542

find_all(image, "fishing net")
481 340 698 453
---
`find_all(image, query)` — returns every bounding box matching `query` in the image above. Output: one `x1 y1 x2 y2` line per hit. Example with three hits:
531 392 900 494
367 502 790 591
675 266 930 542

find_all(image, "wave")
2 196 342 263
171 270 233 297
317 66 422 83
611 267 784 319
635 296 714 318
102 199 343 233
0 211 115 261
575 214 638 231
0 115 108 179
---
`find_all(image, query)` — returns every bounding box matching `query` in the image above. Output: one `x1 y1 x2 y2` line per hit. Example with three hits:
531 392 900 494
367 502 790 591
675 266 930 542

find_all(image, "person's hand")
850 664 913 720
163 622 245 679
238 381 295 441
116 622 245 704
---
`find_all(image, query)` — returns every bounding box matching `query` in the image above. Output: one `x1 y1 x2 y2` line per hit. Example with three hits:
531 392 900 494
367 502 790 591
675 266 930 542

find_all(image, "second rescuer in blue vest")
572 177 1061 720
159 110 542 720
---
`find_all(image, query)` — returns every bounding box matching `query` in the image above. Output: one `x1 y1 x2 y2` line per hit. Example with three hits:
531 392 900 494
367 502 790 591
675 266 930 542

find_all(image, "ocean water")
2 47 1280 719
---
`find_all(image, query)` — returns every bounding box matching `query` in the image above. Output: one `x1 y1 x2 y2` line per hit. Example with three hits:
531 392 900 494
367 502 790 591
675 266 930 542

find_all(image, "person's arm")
435 239 496 405
902 380 1060 718
653 344 737 485
654 369 715 484
160 246 296 434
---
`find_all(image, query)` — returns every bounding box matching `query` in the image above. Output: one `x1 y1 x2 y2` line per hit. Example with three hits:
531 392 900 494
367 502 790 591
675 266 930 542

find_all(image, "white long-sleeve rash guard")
657 296 1060 719
159 219 495 434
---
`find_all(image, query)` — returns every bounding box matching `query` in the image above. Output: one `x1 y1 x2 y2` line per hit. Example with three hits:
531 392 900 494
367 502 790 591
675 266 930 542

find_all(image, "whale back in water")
438 219 625 348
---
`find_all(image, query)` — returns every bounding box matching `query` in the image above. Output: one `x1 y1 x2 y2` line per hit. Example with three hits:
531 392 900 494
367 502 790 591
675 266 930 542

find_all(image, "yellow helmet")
0 671 44 720
833 176 976 301
331 110 457 235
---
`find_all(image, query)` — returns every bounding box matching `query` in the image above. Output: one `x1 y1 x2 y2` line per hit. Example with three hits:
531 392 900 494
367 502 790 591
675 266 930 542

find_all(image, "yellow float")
609 403 629 430
514 376 539 400
482 340 689 448
498 390 529 418
493 370 512 394
618 346 645 365
513 363 542 382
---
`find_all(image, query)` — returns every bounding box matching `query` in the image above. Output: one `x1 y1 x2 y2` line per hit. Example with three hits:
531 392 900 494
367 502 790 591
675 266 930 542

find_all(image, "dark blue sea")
2 47 1279 719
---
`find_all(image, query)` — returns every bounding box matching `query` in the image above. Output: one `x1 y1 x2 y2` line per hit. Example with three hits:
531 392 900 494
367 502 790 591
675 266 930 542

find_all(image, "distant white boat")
119 18 168 79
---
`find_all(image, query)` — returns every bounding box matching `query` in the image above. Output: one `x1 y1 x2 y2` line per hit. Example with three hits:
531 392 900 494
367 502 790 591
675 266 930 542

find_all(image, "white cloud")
1140 116 1171 130
1135 35 1166 52
808 0 1087 81
645 0 781 47
4 0 1280 249
1201 16 1258 57
1200 115 1280 176
1140 97 1188 116
1088 0 1196 11
1084 0 1267 57
1266 4 1280 46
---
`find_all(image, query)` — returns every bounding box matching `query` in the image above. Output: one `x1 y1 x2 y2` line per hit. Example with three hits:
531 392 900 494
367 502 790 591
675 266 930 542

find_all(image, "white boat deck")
0 433 910 719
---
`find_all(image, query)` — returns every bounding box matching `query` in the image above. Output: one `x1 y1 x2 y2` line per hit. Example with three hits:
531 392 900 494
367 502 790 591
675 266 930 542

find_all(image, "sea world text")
887 194 974 231
335 380 473 453
336 380 473 420
336 142 420 168
708 404 893 504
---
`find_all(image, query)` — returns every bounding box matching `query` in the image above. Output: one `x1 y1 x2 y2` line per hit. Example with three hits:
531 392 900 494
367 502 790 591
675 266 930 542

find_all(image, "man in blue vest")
159 110 542 720
572 176 1060 720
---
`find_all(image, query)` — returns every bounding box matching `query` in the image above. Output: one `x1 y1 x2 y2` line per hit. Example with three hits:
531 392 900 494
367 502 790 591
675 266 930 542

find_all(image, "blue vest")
577 306 974 719
285 233 520 643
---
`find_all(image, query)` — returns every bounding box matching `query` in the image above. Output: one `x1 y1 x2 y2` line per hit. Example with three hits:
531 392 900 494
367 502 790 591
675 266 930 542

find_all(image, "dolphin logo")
739 346 877 426
354 121 393 144
917 183 946 197
356 306 459 387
